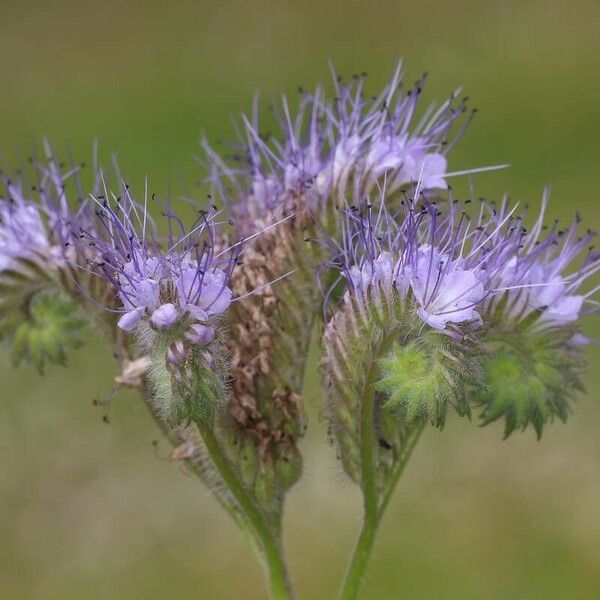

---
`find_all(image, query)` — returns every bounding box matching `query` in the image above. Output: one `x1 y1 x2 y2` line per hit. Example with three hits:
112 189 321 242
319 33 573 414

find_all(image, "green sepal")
376 333 480 428
4 289 85 374
254 455 277 509
474 329 585 439
274 443 302 490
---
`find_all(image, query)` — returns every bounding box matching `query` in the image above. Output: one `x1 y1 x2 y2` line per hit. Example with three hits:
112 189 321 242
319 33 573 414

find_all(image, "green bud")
274 444 303 490
254 455 277 507
4 290 85 374
475 331 585 439
141 319 230 425
376 334 478 428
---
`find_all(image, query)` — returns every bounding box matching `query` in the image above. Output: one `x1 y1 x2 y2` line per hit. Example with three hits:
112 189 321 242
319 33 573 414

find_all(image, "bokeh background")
1 1 600 598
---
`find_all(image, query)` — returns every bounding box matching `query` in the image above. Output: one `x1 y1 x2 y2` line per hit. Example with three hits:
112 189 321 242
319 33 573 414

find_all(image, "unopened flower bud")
274 444 303 490
166 339 188 366
185 323 215 345
150 303 180 329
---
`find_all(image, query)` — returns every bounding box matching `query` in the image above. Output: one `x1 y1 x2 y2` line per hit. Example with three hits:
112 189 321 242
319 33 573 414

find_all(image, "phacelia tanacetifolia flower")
76 183 237 349
320 194 509 446
0 145 100 372
0 145 92 275
203 62 477 236
472 192 600 438
325 194 520 334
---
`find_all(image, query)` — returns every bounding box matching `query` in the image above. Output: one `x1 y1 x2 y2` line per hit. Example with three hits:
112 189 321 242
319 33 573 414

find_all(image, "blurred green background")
1 1 600 598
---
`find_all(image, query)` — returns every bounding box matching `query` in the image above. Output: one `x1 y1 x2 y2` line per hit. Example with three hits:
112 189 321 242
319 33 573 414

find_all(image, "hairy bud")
5 289 85 373
474 330 585 438
377 334 477 427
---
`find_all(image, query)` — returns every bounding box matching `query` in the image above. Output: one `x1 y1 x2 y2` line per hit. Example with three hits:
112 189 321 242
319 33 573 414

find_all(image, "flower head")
326 193 511 333
76 181 237 345
322 189 599 435
481 191 600 332
442 191 598 438
0 143 91 274
0 144 104 372
204 63 474 235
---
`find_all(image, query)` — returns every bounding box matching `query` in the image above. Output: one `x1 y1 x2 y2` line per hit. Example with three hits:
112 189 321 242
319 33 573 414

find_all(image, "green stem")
140 384 290 597
196 420 293 600
140 391 252 534
340 421 426 600
340 507 379 600
138 340 293 598
379 422 426 516
339 365 380 600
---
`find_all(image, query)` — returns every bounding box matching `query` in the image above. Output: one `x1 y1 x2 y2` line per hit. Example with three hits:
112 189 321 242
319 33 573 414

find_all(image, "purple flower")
327 197 497 331
0 143 91 274
75 182 237 343
482 192 600 330
203 63 475 235
410 245 484 329
150 303 180 330
0 198 49 271
176 261 233 321
185 323 216 345
329 189 599 336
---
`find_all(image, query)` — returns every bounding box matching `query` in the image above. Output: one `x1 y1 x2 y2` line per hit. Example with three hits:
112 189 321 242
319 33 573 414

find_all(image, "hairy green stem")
140 391 252 533
339 361 380 600
139 361 292 598
340 421 426 600
379 422 426 516
195 420 293 600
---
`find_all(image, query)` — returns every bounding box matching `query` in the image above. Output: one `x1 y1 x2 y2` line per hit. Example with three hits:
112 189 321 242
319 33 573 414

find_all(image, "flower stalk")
196 419 293 599
341 421 425 600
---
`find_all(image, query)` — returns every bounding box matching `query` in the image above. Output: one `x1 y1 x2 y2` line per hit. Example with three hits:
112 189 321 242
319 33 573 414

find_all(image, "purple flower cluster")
75 184 237 345
482 193 600 332
204 64 474 235
326 190 599 334
328 199 486 330
0 146 89 274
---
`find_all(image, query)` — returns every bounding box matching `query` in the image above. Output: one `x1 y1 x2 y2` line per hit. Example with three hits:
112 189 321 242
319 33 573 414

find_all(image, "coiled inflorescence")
320 187 599 436
204 63 474 235
75 183 237 349
0 145 92 275
0 145 99 371
481 192 600 331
